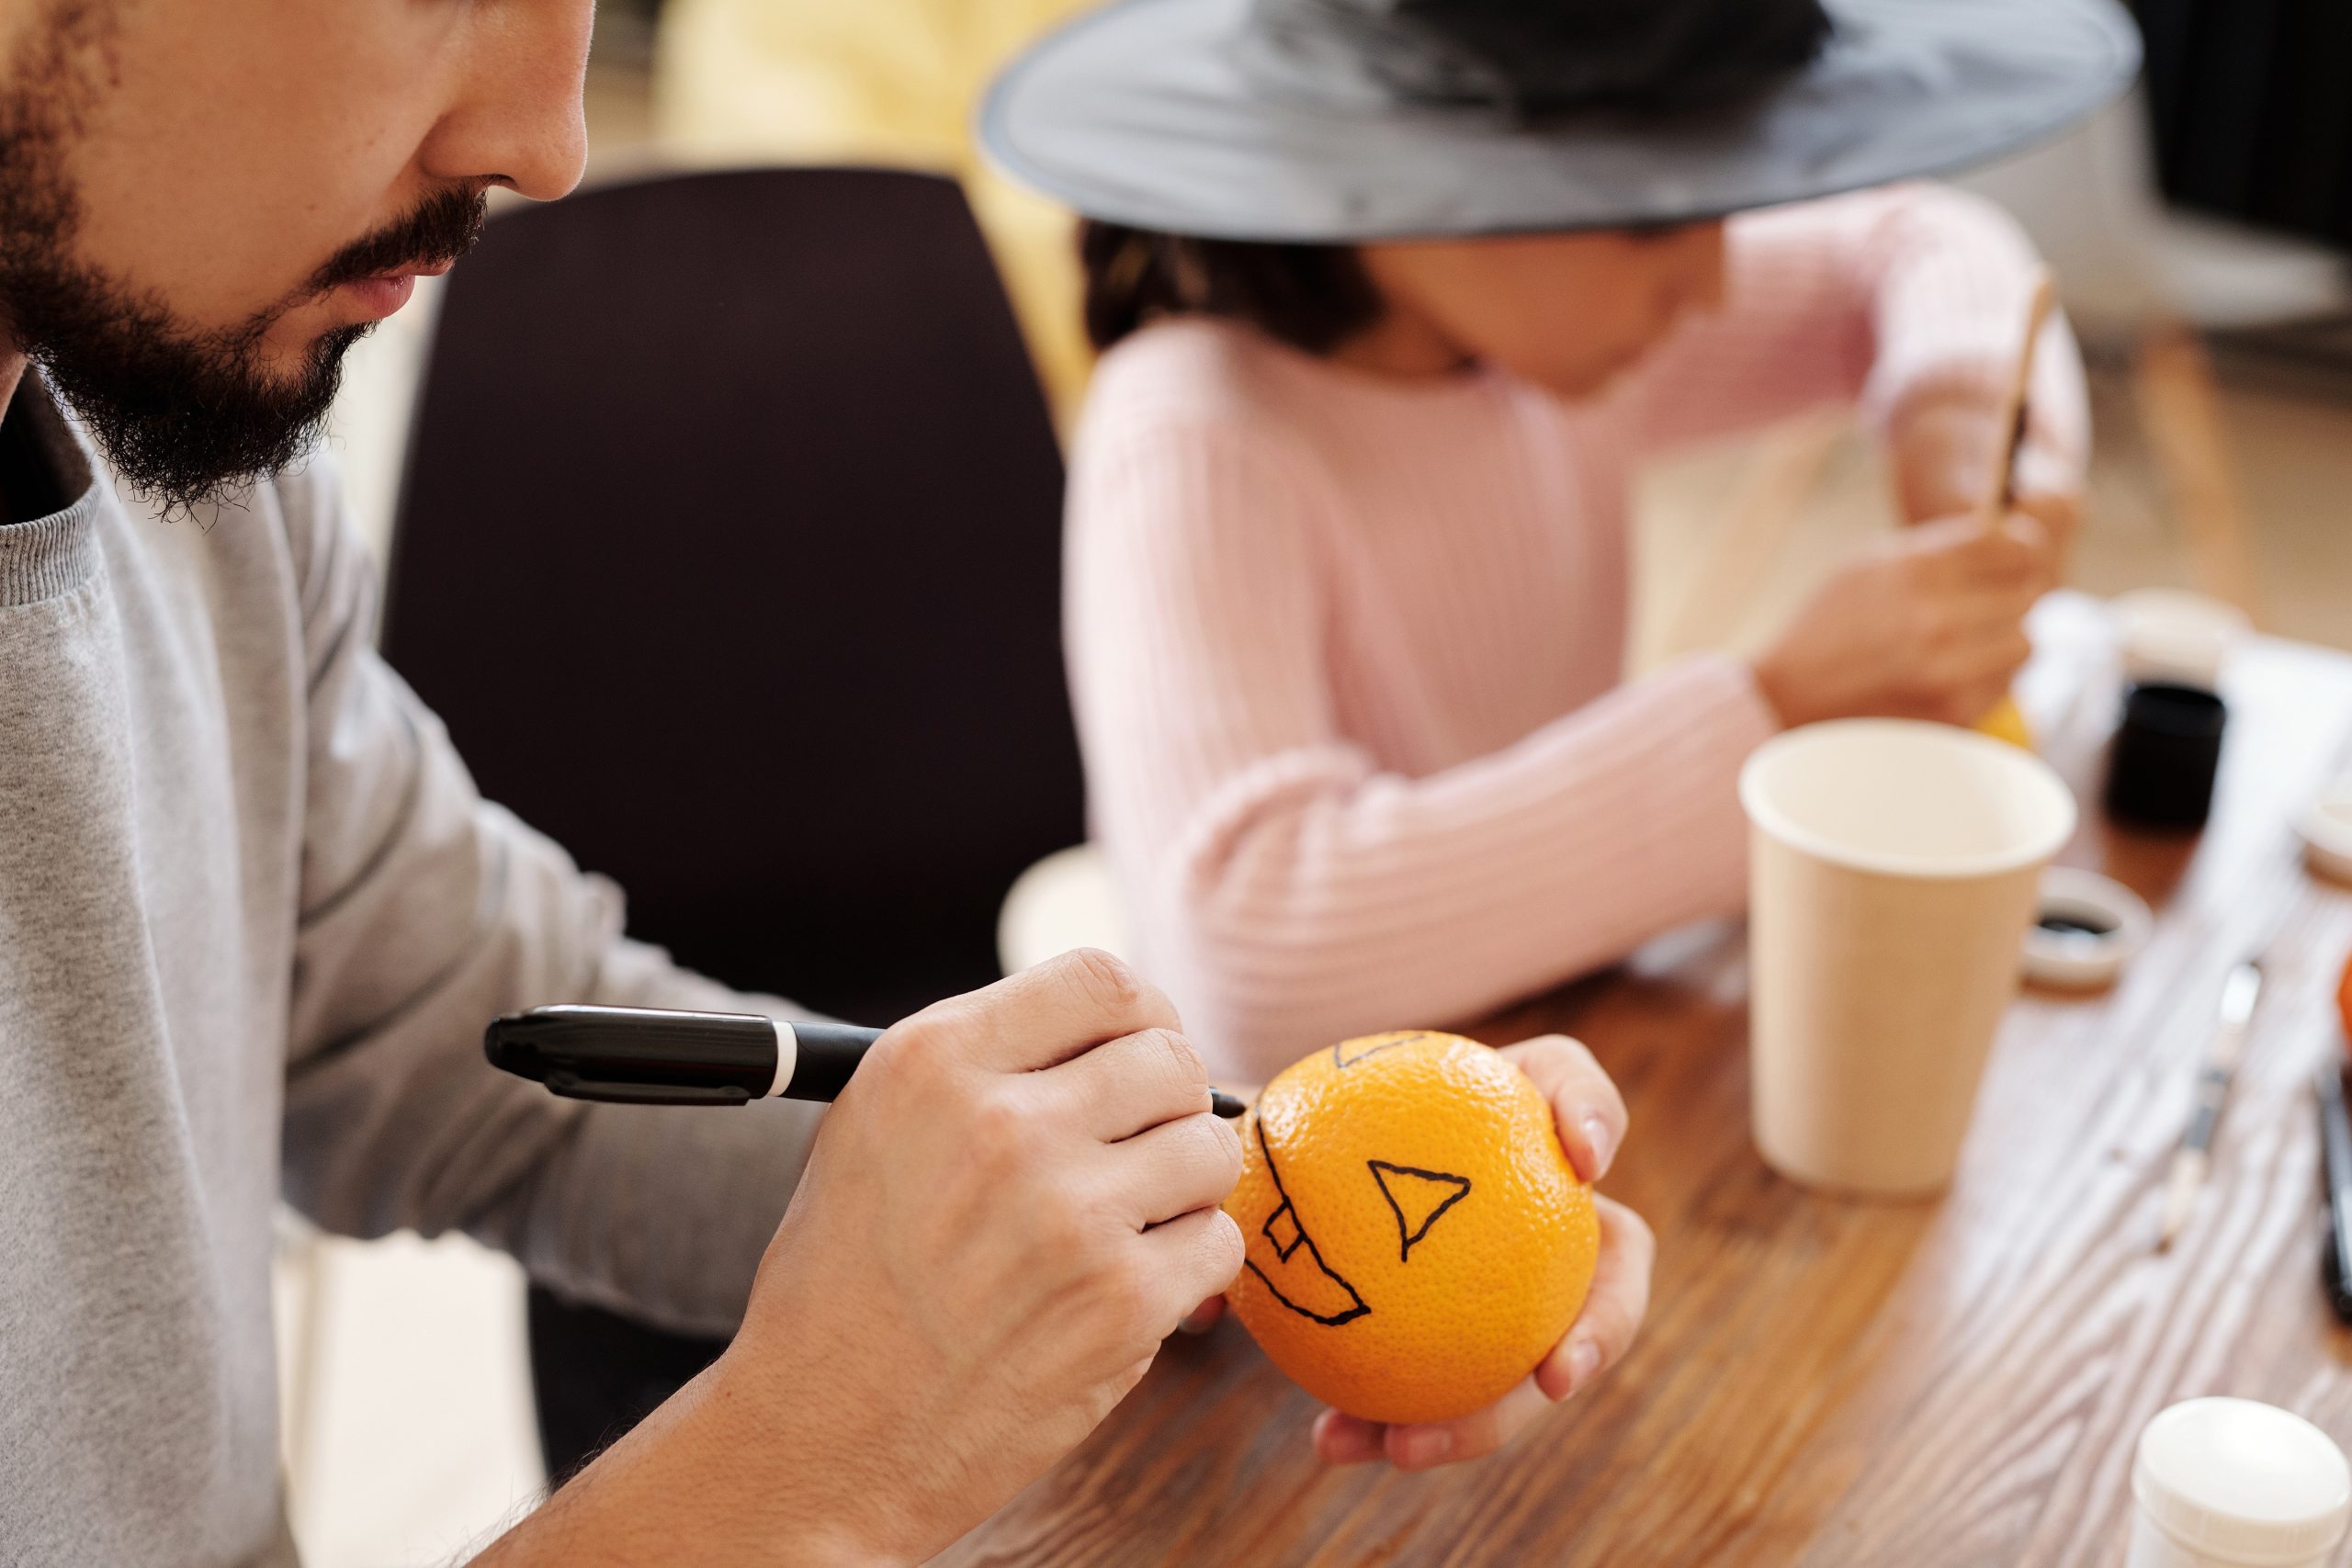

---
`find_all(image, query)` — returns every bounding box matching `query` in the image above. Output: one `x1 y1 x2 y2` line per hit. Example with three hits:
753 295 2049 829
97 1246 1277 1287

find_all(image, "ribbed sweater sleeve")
1068 423 1773 1077
1067 185 2087 1078
1616 183 2089 470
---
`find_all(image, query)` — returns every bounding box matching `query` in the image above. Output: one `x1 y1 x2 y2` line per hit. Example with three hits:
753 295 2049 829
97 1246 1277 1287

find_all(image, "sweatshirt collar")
0 374 107 607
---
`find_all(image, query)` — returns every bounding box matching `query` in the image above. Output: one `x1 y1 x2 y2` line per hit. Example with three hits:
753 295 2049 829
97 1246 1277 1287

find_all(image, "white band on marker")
767 1019 798 1098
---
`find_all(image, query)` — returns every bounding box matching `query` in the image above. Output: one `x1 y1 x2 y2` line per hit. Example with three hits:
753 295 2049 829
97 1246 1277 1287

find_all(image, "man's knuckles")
965 1086 1039 1177
1046 947 1163 1031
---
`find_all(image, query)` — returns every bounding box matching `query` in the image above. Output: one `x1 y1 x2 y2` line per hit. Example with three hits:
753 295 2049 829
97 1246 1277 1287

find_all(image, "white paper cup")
1739 720 2078 1196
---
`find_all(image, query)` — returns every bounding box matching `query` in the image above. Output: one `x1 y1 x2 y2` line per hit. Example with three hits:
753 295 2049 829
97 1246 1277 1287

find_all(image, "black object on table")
2319 1064 2352 1325
2104 682 2228 829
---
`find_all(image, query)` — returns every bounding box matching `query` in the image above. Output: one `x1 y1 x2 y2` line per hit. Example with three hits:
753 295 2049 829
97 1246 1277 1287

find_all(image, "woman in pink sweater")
979 0 2136 1087
985 0 2131 1479
1058 186 2089 1077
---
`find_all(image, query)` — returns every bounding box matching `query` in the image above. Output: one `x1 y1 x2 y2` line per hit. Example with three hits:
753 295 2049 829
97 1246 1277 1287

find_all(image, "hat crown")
1252 0 1834 118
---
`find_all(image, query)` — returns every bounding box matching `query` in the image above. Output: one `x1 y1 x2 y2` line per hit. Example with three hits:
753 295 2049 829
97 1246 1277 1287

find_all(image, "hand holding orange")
1210 1031 1653 1470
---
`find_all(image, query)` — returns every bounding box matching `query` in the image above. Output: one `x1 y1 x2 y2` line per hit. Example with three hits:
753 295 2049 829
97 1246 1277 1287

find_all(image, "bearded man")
0 4 1259 1562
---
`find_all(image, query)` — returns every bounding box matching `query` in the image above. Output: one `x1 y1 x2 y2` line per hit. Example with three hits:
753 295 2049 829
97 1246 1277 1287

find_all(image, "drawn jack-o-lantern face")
1240 1034 1476 1323
1221 1032 1597 1426
1246 1142 1471 1325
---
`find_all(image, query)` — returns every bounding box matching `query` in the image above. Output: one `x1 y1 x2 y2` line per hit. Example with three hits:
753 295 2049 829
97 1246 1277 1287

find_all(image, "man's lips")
336 260 453 321
340 274 414 319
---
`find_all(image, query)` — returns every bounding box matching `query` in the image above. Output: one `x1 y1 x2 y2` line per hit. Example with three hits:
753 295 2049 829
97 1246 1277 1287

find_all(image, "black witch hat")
981 0 2140 241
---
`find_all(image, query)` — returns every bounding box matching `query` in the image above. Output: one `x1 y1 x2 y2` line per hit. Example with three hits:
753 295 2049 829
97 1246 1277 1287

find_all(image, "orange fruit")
2337 947 2352 1050
1975 694 2036 750
1222 1030 1599 1425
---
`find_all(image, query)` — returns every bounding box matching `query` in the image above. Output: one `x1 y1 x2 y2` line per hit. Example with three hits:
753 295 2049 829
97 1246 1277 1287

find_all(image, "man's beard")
0 12 486 513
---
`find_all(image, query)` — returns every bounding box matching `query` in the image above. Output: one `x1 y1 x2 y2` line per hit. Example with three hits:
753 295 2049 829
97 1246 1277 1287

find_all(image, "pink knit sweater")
1065 185 2088 1077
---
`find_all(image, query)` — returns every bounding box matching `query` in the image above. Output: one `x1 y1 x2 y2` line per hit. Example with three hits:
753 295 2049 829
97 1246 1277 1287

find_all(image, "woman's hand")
1182 1036 1656 1470
1752 512 2048 731
1889 389 2083 573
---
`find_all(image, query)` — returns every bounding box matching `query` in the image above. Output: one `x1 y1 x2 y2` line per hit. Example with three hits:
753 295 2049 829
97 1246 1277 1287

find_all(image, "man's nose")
421 0 594 203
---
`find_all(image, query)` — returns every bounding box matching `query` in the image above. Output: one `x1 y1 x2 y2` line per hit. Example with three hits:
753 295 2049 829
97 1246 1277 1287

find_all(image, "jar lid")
2113 589 2248 691
2133 1398 2352 1564
2020 868 2151 990
2299 780 2352 887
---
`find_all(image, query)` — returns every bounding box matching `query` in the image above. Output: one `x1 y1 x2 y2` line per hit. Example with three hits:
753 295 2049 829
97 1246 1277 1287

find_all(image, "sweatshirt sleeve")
1068 422 1776 1080
1612 183 2088 476
276 462 819 1337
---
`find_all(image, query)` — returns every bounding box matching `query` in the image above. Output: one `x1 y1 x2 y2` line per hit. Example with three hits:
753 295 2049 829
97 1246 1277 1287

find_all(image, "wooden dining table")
937 596 2352 1567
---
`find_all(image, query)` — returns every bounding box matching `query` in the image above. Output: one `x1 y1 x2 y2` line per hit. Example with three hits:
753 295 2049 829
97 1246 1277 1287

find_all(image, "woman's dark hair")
1080 220 1385 354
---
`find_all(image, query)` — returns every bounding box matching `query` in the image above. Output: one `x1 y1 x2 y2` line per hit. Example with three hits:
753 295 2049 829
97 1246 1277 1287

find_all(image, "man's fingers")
1498 1034 1625 1182
1535 1196 1655 1402
1044 1025 1215 1144
925 949 1180 1072
1103 1111 1243 1227
1174 1293 1226 1336
1131 1205 1245 1326
1384 1375 1555 1472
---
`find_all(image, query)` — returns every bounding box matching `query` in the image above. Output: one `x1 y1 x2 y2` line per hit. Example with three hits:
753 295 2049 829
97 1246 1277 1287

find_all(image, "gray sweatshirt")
0 379 828 1567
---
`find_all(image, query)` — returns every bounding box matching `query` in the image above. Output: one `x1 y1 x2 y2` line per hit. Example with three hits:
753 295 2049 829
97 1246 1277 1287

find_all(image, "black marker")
2318 1062 2352 1325
486 1002 1248 1118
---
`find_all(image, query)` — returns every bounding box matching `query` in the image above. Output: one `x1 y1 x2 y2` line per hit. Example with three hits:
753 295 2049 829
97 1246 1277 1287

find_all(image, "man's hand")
1177 1036 1656 1472
474 951 1245 1568
733 951 1245 1559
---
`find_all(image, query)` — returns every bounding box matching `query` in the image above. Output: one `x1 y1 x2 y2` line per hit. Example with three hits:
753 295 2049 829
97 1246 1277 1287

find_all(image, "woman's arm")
1069 423 1775 1078
1612 183 2087 478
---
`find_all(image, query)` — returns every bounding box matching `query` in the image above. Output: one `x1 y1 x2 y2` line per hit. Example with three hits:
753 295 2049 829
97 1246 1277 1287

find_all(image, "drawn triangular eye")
1368 1160 1472 1261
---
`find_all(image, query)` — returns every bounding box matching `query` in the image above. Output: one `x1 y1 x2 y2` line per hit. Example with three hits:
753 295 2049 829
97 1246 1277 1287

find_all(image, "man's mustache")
306 187 489 295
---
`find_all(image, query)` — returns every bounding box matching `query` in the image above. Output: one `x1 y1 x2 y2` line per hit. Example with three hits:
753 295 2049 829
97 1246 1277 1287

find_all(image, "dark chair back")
383 166 1081 1030
381 166 1082 1480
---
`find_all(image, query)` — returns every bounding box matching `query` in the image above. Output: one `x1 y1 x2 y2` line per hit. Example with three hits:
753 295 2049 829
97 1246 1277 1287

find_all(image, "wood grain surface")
937 602 2352 1568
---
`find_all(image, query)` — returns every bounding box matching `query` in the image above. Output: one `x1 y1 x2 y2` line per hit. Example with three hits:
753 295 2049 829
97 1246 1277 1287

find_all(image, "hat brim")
980 0 2141 241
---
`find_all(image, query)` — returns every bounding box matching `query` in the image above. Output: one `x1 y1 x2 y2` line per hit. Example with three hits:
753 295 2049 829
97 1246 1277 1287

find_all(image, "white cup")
1739 720 2077 1195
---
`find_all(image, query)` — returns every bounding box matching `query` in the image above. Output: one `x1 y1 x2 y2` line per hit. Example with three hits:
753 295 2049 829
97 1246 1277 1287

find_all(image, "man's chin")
255 305 383 377
40 319 367 514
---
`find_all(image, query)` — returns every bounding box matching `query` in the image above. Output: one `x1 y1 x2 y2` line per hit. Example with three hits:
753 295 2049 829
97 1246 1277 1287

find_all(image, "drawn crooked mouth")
1243 1120 1370 1326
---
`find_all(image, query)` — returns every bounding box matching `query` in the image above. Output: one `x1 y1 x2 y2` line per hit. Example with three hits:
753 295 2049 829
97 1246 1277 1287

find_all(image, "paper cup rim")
1740 719 2078 880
